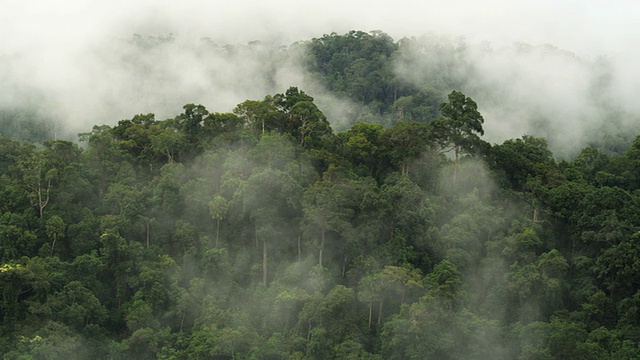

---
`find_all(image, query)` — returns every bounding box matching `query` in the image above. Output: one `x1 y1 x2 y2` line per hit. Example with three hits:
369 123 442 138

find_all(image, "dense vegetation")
2 31 640 359
303 30 451 128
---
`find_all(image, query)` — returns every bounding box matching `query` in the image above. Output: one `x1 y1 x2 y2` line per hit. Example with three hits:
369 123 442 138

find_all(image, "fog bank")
2 1 639 154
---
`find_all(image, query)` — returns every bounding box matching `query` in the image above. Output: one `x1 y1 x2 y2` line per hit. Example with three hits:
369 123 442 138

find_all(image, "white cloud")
1 0 639 151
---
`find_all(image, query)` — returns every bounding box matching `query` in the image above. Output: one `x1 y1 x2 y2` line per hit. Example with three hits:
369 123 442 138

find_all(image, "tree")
233 97 283 136
47 280 107 330
358 266 423 327
0 211 40 262
17 149 56 218
392 87 444 123
296 285 360 359
243 167 302 286
202 112 244 144
149 127 184 164
431 91 488 185
380 293 503 359
595 232 640 301
288 100 332 148
490 135 557 191
174 104 209 155
45 215 65 256
377 174 431 245
208 195 229 248
0 262 31 334
380 122 432 176
427 260 462 307
13 321 93 360
341 122 385 177
305 30 400 110
302 180 354 266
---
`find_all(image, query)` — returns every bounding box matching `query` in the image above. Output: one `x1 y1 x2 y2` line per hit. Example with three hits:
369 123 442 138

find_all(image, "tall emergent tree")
431 90 487 184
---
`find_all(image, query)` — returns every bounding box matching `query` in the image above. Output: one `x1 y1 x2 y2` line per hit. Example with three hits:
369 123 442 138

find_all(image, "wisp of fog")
2 0 639 156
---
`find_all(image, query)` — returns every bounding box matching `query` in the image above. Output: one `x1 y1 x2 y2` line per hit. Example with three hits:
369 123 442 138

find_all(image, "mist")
3 1 639 149
5 3 640 358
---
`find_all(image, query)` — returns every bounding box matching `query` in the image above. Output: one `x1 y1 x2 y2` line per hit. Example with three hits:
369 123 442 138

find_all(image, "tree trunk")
401 160 409 177
146 220 151 248
390 219 395 240
318 228 325 266
368 302 373 329
377 298 384 324
341 252 347 278
215 218 220 247
453 147 459 187
255 221 259 248
36 179 52 218
533 208 539 223
50 236 56 256
165 149 174 164
179 312 186 332
263 238 268 287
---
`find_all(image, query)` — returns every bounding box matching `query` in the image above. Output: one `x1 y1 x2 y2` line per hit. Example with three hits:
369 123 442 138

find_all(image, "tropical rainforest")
1 30 640 359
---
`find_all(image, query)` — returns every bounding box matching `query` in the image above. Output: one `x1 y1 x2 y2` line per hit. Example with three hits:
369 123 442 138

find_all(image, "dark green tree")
431 91 488 185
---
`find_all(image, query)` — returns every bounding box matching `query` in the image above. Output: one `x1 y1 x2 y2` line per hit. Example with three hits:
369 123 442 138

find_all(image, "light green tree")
45 215 65 256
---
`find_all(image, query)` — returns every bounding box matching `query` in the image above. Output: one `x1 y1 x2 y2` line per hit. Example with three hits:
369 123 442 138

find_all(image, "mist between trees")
2 31 640 359
3 30 639 158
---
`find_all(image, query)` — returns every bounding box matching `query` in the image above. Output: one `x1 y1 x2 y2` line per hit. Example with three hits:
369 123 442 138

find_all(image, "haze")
2 0 639 155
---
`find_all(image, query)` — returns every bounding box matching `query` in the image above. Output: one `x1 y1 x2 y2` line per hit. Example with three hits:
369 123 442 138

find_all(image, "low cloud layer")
4 1 629 54
2 1 639 154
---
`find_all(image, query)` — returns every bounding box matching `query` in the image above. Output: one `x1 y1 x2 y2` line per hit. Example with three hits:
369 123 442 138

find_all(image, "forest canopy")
1 31 640 359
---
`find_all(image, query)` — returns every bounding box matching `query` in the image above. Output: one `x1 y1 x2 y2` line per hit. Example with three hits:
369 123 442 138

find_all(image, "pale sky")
1 0 638 153
2 1 636 56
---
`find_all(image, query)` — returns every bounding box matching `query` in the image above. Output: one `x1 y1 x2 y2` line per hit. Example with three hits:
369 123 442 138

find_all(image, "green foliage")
432 90 488 159
381 295 504 359
393 87 444 123
306 31 400 109
340 122 385 177
3 33 640 358
490 135 557 190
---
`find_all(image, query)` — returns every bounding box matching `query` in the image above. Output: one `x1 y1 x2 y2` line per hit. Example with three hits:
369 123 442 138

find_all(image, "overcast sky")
1 1 638 152
2 1 636 55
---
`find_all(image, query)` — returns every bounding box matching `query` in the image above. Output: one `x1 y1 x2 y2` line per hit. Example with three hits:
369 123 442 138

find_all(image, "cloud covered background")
2 0 639 155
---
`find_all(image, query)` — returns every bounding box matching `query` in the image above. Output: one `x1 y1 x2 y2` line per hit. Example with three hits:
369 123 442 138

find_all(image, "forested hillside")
2 31 640 359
